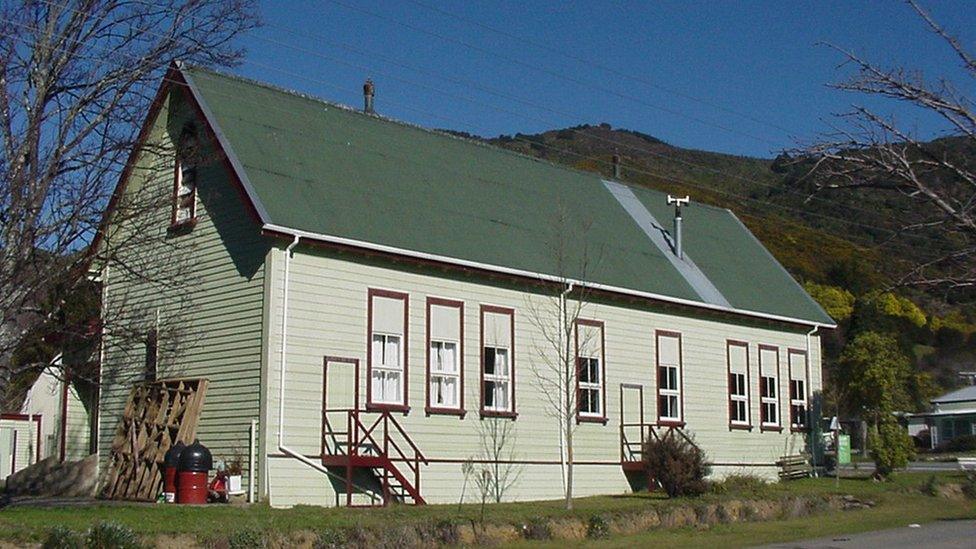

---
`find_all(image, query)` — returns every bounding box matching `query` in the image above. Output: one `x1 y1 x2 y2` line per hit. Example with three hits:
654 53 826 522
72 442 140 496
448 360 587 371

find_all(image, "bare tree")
525 204 601 511
800 1 976 290
0 1 258 406
466 416 521 520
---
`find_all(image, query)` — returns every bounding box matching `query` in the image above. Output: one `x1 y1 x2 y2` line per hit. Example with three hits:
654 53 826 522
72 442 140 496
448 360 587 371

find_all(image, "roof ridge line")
180 64 734 206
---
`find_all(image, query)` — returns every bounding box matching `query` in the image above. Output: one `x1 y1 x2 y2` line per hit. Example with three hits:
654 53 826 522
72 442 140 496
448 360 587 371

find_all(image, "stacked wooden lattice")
102 378 209 500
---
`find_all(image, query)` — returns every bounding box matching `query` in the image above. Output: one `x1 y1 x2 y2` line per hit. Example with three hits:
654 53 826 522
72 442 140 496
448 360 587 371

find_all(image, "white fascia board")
263 223 837 330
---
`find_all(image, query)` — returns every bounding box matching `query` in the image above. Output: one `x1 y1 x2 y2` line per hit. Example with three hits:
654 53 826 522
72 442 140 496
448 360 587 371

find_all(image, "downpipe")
274 235 376 504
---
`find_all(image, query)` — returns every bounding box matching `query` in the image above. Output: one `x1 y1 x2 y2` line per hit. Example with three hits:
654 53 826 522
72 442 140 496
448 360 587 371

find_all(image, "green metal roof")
181 65 834 327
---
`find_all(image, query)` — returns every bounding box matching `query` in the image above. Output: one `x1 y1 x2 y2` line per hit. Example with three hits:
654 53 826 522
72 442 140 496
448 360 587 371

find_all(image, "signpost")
837 434 851 465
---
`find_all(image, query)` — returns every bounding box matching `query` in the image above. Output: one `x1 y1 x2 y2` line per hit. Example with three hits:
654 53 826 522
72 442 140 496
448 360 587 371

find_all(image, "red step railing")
322 408 428 505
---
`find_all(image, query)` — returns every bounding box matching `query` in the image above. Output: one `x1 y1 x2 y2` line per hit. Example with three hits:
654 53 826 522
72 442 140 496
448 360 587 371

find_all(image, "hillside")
441 123 976 400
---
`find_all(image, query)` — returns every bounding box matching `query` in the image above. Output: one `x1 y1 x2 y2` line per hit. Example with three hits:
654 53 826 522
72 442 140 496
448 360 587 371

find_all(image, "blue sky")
235 1 976 158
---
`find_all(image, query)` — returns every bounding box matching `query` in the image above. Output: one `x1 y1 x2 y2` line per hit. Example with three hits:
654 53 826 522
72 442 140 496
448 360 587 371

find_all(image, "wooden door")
321 357 360 456
619 383 645 461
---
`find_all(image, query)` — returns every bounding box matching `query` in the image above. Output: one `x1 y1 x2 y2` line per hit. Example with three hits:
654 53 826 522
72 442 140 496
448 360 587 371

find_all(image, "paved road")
838 461 961 473
758 520 976 548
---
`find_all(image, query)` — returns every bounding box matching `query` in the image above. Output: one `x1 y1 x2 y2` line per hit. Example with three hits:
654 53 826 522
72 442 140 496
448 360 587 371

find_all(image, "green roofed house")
94 62 835 507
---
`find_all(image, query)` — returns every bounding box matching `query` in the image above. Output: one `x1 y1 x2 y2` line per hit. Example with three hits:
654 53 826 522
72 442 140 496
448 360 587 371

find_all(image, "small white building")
1 356 94 482
908 384 976 448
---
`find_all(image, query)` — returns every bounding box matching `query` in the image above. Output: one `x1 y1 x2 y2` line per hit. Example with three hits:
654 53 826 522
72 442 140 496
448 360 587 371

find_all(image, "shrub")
921 474 941 496
314 527 345 549
42 526 83 549
709 474 767 496
228 528 266 549
869 418 915 479
940 434 976 453
963 471 976 500
431 520 459 546
642 432 710 497
586 515 609 539
85 521 141 549
521 518 551 540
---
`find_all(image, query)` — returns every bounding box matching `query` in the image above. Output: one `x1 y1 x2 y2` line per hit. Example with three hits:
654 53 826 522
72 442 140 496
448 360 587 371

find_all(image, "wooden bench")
776 454 812 480
957 457 976 473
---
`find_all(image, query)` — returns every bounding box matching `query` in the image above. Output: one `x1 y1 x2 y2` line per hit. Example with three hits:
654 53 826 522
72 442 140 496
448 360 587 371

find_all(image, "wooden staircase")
619 422 700 481
321 408 428 506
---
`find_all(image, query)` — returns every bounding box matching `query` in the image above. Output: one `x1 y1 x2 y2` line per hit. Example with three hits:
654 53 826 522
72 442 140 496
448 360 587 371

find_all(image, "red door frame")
322 356 361 411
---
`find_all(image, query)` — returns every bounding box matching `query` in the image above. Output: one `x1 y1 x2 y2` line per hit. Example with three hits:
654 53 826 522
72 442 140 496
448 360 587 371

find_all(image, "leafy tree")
868 416 915 479
850 291 927 341
803 282 855 322
836 332 912 422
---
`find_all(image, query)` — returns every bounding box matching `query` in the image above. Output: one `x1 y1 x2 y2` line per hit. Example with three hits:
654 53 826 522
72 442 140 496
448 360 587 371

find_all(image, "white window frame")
577 355 602 418
759 346 780 428
429 339 460 409
482 345 512 413
788 350 808 430
730 373 749 425
657 332 682 424
172 129 198 227
370 332 404 405
728 341 750 427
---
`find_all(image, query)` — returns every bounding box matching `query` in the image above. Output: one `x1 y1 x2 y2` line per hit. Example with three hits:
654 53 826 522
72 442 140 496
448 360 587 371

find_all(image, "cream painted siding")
63 385 92 461
263 245 822 507
98 91 268 493
0 418 38 477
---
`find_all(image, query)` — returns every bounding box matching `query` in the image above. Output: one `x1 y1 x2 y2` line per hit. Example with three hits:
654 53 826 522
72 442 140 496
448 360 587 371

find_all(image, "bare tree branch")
0 0 258 408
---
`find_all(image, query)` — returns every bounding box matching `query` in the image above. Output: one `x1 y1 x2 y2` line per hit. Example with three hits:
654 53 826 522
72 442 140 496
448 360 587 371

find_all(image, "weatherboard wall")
263 244 822 507
97 89 269 493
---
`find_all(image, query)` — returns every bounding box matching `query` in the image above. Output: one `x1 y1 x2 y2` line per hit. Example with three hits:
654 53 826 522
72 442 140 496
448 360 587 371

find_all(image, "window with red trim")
575 320 605 422
656 332 682 424
368 289 408 409
427 298 464 414
727 341 750 428
481 306 515 416
171 129 198 227
759 345 780 429
788 350 809 430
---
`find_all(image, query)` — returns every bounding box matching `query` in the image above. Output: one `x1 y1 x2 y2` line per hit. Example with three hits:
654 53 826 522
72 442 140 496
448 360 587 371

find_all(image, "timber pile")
101 378 208 500
776 454 812 480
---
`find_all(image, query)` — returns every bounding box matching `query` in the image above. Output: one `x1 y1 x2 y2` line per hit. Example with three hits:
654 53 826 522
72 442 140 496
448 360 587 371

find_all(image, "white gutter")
274 236 377 505
263 223 836 330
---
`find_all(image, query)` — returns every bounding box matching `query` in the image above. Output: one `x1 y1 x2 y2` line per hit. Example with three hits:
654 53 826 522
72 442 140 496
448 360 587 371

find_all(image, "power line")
249 3 926 232
322 0 780 148
65 0 924 239
248 21 911 230
405 0 797 137
2 10 953 260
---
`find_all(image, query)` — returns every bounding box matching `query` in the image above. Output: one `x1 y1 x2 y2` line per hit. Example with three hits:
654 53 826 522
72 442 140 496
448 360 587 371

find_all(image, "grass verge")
0 471 972 546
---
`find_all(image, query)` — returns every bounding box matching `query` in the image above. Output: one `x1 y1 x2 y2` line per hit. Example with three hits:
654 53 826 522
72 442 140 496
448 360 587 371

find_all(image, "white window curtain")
483 346 510 411
430 340 459 408
371 333 403 404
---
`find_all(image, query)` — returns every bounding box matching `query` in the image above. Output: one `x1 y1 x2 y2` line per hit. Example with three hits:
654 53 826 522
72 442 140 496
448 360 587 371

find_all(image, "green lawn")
523 480 976 547
0 472 972 546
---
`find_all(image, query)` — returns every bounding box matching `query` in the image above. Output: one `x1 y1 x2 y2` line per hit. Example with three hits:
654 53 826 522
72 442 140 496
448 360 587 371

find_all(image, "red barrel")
162 442 185 503
176 471 209 504
176 439 212 505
